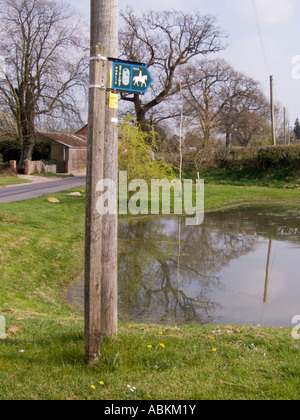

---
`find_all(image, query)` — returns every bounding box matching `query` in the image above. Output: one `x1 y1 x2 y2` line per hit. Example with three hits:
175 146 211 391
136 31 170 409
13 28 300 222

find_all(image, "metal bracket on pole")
89 85 120 94
90 55 108 62
89 55 111 91
89 84 106 90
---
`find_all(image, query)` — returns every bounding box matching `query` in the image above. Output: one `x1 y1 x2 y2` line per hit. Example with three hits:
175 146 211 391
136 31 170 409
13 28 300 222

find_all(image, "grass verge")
0 177 32 187
0 184 300 400
204 183 300 211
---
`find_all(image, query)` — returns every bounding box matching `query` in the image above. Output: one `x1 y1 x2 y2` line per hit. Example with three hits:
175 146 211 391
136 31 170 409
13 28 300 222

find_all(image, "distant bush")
0 141 51 163
256 145 300 170
214 148 254 169
214 145 300 171
0 153 10 175
0 141 20 162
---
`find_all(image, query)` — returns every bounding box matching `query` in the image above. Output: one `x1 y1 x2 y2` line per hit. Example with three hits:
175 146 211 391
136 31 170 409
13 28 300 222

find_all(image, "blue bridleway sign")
111 60 153 94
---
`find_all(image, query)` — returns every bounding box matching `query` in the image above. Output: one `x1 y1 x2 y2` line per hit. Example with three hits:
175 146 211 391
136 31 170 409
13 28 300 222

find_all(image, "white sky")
73 0 300 126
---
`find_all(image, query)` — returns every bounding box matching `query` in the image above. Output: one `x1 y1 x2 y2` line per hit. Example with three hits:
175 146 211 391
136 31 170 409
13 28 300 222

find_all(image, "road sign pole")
85 0 119 365
85 41 107 364
100 0 119 339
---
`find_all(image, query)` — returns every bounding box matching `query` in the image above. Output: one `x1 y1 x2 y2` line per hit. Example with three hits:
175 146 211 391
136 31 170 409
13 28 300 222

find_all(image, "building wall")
35 133 86 173
37 134 68 162
50 142 63 161
68 148 87 173
24 160 57 175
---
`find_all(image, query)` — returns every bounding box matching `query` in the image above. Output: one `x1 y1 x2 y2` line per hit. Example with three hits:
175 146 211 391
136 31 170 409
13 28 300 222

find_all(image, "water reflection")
66 205 300 327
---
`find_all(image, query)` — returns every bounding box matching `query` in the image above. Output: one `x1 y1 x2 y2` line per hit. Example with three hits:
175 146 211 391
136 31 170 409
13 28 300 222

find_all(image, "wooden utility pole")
284 107 287 145
85 0 119 364
178 65 183 197
98 0 119 339
270 76 276 146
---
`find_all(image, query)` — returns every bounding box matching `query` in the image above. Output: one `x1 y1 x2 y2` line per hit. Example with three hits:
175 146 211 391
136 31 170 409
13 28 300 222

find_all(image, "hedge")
214 145 300 170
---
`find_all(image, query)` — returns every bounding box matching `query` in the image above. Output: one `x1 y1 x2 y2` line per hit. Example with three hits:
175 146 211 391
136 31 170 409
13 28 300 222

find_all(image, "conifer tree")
294 118 300 139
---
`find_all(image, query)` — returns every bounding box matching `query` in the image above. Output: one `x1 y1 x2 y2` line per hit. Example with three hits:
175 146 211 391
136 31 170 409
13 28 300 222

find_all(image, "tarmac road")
0 176 86 204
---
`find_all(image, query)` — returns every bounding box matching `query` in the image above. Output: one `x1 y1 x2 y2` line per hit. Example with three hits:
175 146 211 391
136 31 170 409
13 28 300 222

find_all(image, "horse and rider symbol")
132 71 148 88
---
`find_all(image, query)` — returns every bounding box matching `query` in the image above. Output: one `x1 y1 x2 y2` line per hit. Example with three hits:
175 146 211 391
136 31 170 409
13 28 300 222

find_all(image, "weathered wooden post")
85 0 119 364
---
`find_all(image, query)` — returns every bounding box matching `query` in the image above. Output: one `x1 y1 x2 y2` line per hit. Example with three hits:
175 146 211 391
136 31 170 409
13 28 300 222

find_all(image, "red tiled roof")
75 124 88 140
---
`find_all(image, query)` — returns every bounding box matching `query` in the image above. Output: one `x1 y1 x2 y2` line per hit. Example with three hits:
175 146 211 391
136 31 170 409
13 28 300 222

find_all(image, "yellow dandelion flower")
99 381 105 386
159 343 166 348
159 332 163 335
147 345 153 348
91 385 96 390
212 348 217 352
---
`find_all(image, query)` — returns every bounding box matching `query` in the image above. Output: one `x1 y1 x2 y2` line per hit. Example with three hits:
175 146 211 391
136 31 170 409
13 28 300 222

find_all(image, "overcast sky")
73 0 300 126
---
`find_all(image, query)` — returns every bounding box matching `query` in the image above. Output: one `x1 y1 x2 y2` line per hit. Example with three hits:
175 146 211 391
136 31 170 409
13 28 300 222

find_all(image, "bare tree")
182 58 233 142
218 68 252 148
218 70 269 147
119 8 227 131
181 59 233 177
181 58 270 152
0 0 88 167
231 107 270 147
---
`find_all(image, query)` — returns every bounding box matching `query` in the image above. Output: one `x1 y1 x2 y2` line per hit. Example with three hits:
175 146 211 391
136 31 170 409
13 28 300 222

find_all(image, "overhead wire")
250 0 286 138
250 0 271 77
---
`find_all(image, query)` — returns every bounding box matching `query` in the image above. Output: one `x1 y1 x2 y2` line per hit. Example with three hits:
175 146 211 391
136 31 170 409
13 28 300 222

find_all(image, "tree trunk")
19 114 35 168
16 82 36 168
134 95 152 133
21 136 35 162
225 129 232 148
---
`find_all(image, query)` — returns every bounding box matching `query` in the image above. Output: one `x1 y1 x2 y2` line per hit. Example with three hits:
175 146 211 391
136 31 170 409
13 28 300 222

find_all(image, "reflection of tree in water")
118 206 300 325
118 214 257 325
215 205 300 244
65 205 300 323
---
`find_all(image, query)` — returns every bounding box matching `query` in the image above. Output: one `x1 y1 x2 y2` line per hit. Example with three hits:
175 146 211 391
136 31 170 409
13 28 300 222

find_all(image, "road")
0 176 86 204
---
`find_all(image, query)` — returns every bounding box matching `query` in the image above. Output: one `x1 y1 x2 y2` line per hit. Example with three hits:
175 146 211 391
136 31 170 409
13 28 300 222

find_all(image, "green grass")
126 180 300 217
1 321 300 400
191 167 300 189
0 177 31 186
204 183 300 211
0 184 300 400
30 172 74 178
0 189 86 315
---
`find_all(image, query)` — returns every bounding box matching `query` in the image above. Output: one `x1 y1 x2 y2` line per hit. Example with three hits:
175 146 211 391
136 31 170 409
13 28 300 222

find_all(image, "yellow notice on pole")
109 68 119 109
109 92 118 109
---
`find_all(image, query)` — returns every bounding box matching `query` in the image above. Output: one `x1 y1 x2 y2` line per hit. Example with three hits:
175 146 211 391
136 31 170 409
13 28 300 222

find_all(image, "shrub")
0 141 21 162
119 118 176 183
256 145 300 170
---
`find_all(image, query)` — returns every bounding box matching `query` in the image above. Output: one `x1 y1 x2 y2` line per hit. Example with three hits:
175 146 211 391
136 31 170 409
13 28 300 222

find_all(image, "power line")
251 0 280 143
251 0 271 77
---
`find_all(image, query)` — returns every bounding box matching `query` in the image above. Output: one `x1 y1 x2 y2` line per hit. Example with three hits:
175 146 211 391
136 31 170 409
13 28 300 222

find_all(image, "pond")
66 205 300 327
